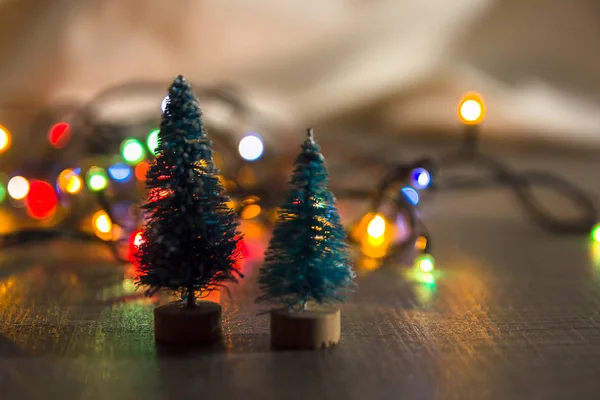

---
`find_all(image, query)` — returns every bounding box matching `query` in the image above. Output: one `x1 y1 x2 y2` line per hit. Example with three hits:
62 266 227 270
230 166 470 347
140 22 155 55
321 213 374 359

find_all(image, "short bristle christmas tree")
135 76 243 344
257 128 355 312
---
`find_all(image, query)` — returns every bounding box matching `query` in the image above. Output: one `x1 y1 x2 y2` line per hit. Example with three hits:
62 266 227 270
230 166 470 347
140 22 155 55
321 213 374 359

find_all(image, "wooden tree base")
154 301 222 345
270 307 341 350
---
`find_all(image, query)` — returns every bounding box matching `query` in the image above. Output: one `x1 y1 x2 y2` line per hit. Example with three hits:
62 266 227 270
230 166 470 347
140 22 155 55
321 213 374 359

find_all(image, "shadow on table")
0 333 28 358
155 333 271 358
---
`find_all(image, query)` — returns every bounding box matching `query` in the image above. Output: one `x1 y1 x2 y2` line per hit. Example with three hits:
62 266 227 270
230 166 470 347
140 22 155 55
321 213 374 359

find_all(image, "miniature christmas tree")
136 75 243 308
257 128 355 311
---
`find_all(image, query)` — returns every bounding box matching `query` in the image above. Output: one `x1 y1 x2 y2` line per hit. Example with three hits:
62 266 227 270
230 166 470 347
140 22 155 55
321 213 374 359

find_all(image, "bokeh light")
238 133 264 161
415 254 435 273
0 182 5 203
367 215 386 239
93 210 112 234
132 231 144 247
592 223 600 243
356 212 394 259
0 125 11 153
57 169 73 191
415 236 428 251
25 181 58 219
147 129 160 155
135 161 149 181
401 186 420 206
108 163 132 182
121 138 145 164
460 101 481 122
129 230 144 263
458 91 485 125
87 167 108 191
48 122 71 148
57 169 83 194
411 168 431 190
7 176 29 200
161 95 169 113
66 174 82 194
241 204 262 220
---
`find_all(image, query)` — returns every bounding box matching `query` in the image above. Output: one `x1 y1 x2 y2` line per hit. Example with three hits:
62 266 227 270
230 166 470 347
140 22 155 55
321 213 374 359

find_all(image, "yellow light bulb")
458 91 485 125
415 236 427 251
241 204 262 220
93 211 112 234
66 175 82 194
0 125 11 153
367 215 386 239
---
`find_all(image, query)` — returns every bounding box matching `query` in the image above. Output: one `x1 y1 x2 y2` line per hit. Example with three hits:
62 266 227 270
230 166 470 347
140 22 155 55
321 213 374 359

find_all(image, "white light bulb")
367 215 386 239
459 100 482 122
7 176 29 200
238 134 264 161
161 96 170 113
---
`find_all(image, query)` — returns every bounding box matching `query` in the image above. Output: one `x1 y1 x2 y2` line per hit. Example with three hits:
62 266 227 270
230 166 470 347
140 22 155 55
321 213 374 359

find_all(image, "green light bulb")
87 167 108 191
121 138 145 164
592 223 600 243
416 254 435 273
0 182 6 203
147 129 160 155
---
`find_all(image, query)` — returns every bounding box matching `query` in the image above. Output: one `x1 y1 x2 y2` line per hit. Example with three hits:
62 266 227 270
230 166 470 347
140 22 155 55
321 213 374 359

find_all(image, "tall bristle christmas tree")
258 128 355 349
136 75 243 345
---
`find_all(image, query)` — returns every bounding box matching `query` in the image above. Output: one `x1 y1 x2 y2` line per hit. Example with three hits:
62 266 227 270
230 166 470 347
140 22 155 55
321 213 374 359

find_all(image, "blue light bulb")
410 168 431 190
108 163 132 182
401 186 420 206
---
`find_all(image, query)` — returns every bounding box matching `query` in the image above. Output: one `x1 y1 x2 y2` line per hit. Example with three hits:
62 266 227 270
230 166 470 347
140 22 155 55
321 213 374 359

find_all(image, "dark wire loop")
436 150 598 234
342 158 430 263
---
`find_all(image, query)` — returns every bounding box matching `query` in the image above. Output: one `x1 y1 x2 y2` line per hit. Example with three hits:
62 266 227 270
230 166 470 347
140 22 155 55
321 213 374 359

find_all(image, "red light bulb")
25 181 58 219
48 122 72 148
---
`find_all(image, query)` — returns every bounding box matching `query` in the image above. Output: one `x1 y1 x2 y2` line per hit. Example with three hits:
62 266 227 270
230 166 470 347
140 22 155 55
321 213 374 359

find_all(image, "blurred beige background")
1 0 600 148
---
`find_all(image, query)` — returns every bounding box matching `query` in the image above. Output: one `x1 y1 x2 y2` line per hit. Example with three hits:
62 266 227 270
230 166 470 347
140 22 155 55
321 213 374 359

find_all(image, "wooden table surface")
0 143 598 400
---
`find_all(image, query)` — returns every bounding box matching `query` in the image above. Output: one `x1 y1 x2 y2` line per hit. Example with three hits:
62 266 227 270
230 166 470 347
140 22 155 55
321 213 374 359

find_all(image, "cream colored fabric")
0 0 599 147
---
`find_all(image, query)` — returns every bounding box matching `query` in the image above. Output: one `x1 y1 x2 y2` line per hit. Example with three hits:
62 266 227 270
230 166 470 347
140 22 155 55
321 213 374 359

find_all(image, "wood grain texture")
0 146 597 399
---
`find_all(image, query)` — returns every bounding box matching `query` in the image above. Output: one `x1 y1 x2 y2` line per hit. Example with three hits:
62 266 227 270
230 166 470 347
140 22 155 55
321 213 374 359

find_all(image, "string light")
415 236 427 251
132 231 144 247
367 214 386 239
65 173 82 194
0 125 11 153
238 133 264 161
147 129 160 155
401 186 420 206
135 161 149 181
48 122 71 148
121 138 145 164
161 95 169 113
241 204 262 220
93 210 112 234
358 213 393 258
7 176 29 200
57 169 80 193
87 167 108 191
108 163 132 182
129 229 144 263
415 254 435 273
25 181 58 219
410 168 431 189
592 223 600 243
458 91 485 125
